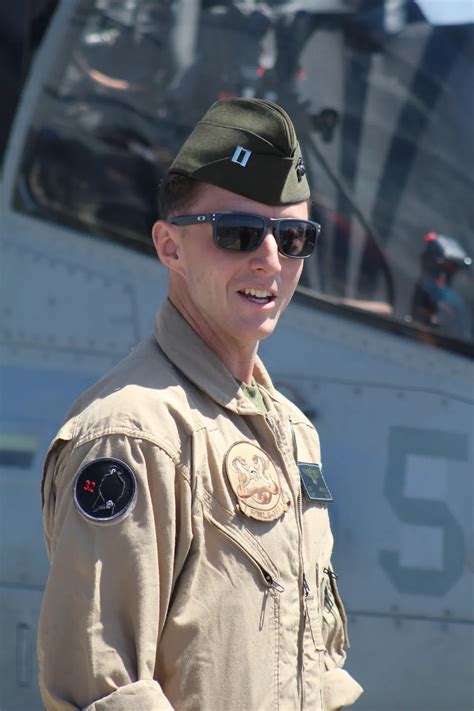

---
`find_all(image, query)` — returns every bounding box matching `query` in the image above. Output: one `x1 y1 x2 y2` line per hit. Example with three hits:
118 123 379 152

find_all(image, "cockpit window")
14 0 474 349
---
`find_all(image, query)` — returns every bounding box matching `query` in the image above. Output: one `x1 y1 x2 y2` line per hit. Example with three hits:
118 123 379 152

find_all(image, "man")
38 98 363 710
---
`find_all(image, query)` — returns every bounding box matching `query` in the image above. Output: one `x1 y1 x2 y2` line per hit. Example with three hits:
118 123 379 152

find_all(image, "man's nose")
249 232 282 274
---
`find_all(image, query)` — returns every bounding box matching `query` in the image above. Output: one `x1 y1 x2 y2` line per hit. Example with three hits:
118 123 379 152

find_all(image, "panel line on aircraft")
0 583 45 593
347 609 474 625
271 374 474 405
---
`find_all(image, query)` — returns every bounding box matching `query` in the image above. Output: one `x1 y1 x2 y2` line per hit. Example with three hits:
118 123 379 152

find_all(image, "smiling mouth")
239 288 275 304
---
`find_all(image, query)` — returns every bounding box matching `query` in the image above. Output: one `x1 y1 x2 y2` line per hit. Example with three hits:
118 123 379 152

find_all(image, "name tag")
298 462 333 503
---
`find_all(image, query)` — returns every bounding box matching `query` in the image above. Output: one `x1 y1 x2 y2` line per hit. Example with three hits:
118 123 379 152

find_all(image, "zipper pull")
302 573 310 598
323 567 338 580
263 571 285 593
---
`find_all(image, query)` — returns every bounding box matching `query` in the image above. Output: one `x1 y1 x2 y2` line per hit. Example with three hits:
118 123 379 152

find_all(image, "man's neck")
219 351 256 385
168 293 258 384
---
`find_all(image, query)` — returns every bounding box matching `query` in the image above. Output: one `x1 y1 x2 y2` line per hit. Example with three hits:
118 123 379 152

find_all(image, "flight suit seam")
266 419 301 495
290 421 318 437
73 426 181 461
71 431 193 491
273 591 281 711
199 486 235 518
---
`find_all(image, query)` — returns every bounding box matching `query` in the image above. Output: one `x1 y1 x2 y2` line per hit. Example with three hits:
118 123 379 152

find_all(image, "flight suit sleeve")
38 432 193 711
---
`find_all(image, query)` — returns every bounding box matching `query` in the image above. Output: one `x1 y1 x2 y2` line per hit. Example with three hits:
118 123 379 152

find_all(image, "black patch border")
73 457 137 524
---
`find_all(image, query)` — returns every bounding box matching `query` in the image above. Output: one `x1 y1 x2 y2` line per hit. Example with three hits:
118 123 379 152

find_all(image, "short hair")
158 172 207 220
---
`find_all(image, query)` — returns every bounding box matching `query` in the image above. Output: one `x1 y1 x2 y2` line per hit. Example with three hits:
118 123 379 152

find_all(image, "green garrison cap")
169 98 310 205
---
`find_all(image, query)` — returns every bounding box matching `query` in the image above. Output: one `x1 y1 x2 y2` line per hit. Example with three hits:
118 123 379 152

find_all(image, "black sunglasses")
170 212 320 259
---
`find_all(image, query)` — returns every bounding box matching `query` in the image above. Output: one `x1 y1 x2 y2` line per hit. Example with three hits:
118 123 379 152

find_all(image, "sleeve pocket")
322 567 349 669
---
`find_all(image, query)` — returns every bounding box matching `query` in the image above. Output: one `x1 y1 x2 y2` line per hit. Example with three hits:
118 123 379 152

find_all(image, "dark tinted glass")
215 214 317 257
278 220 317 257
215 214 265 252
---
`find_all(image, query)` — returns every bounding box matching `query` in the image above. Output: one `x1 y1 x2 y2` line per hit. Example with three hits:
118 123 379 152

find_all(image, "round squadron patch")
73 458 137 523
224 441 288 522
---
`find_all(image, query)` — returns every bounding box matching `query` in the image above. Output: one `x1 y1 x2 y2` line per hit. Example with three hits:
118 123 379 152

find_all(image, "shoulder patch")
74 458 137 523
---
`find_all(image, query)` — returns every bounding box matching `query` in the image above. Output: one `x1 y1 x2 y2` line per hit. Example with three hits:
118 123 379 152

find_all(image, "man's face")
165 184 307 354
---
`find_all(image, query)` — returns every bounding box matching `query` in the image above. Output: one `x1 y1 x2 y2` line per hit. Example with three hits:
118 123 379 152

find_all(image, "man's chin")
241 318 279 344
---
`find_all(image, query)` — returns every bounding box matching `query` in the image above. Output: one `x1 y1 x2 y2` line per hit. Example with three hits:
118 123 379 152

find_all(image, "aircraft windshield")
14 0 474 351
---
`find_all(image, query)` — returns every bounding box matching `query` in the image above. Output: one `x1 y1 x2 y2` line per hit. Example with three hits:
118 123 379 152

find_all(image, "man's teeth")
243 288 272 298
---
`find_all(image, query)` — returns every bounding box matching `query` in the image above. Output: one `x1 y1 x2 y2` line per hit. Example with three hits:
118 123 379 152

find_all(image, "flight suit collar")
154 298 279 415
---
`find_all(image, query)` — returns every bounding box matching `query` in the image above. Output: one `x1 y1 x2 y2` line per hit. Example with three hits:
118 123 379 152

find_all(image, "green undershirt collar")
237 378 268 413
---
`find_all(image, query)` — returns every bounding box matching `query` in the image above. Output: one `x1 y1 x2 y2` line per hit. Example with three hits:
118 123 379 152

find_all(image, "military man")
38 98 363 710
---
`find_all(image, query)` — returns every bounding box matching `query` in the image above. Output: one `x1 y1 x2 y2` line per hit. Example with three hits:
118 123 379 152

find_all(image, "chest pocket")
200 489 283 593
199 492 284 710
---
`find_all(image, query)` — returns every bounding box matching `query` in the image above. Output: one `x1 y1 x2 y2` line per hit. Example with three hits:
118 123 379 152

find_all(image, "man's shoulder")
60 336 199 449
272 385 316 429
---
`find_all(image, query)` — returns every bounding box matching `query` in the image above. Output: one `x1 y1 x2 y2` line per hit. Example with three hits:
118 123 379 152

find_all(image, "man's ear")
152 220 183 274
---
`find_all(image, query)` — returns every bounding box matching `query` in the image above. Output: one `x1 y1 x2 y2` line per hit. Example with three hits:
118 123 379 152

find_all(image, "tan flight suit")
39 298 363 711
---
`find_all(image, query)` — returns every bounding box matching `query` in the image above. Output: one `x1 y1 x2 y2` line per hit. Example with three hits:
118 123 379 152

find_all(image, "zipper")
323 567 338 609
290 418 299 462
323 566 350 647
289 420 306 595
262 571 285 594
205 511 284 593
264 415 308 708
289 418 308 711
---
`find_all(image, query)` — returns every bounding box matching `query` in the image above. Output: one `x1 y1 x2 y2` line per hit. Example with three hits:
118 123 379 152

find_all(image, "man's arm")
39 432 192 710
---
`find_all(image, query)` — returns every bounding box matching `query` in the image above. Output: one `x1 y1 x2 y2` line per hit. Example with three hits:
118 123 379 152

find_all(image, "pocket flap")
201 489 279 582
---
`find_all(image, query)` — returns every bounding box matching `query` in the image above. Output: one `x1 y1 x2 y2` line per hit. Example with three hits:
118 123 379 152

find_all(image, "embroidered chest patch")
73 457 137 523
225 441 288 522
298 462 333 503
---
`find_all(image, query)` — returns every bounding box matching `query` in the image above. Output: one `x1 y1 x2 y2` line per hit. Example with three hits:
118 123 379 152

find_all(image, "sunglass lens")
216 214 265 252
279 221 317 257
